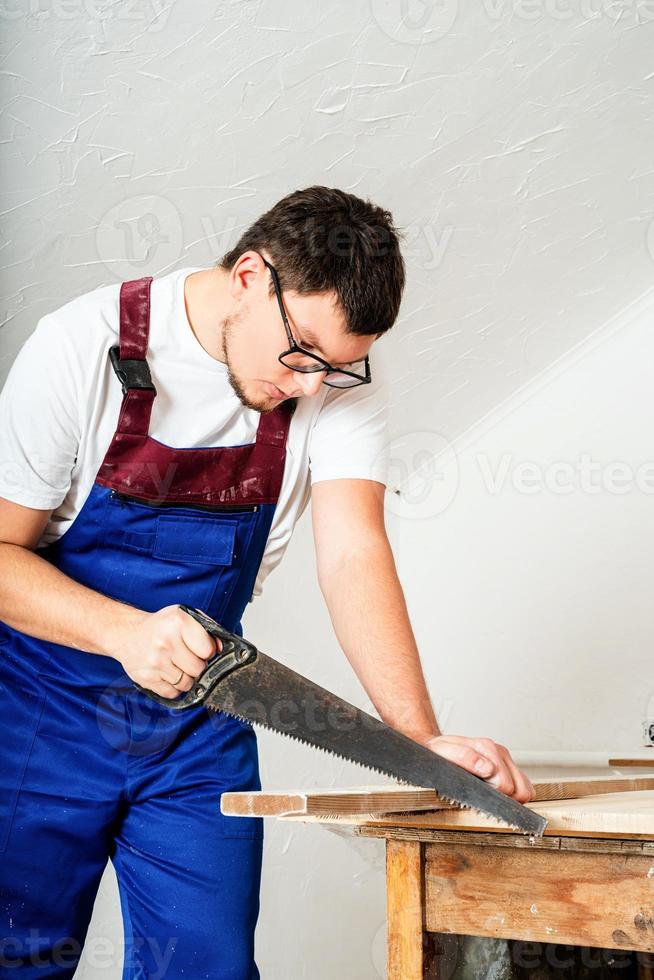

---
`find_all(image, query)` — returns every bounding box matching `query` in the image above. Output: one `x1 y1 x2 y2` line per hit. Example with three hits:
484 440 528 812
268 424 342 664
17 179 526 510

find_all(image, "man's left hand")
423 734 535 803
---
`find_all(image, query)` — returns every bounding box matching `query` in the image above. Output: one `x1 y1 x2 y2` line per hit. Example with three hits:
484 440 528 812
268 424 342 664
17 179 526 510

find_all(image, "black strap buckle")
109 346 156 396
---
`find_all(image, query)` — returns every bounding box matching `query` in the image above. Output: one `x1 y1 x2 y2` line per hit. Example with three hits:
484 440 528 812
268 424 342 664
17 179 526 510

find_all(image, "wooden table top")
222 777 654 841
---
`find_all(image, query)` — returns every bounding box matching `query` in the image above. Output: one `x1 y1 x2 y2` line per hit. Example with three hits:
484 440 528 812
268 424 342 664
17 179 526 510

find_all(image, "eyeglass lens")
279 350 367 387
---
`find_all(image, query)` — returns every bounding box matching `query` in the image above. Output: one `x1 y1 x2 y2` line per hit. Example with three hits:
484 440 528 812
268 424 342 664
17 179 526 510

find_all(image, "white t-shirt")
0 266 390 598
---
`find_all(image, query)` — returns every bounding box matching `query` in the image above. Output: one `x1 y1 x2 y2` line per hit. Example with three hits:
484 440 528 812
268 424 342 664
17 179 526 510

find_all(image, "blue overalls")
0 276 295 979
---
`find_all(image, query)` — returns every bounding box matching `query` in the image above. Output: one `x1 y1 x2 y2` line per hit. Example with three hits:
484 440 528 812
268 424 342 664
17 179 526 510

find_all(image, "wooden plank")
610 758 654 768
414 789 654 838
357 826 645 853
423 841 654 952
276 790 654 840
386 840 425 980
220 785 449 817
533 775 654 801
220 777 654 818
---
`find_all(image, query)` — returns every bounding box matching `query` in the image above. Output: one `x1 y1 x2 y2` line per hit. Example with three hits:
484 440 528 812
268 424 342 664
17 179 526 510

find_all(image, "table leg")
386 839 426 979
638 955 654 980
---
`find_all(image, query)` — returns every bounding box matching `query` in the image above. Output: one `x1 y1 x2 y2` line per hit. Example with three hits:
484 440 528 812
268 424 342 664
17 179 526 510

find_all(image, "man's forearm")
319 540 441 744
0 542 142 656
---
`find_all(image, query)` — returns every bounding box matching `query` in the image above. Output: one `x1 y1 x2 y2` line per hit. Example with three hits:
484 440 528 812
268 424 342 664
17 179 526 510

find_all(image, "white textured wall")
3 1 654 978
235 286 654 978
387 288 654 755
3 1 654 444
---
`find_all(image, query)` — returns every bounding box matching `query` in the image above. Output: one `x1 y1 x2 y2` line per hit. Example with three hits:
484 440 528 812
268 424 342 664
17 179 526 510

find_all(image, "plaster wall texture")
2 2 653 976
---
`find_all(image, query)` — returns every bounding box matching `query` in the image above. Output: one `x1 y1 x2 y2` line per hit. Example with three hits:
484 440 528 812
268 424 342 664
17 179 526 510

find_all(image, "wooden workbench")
223 778 654 978
357 808 654 978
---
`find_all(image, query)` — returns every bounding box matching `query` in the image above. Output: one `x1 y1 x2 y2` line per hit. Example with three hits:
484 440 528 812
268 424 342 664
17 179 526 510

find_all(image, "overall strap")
109 277 156 437
255 397 297 447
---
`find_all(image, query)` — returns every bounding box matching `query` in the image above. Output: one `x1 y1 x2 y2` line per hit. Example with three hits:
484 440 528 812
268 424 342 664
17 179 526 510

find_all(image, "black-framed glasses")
259 255 372 389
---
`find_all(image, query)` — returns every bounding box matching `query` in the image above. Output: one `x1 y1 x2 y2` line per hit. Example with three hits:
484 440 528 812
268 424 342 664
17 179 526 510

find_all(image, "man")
0 185 534 977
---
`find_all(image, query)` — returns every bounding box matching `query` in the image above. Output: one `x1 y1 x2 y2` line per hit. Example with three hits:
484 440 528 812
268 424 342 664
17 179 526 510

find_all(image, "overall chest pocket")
102 498 258 613
152 514 237 565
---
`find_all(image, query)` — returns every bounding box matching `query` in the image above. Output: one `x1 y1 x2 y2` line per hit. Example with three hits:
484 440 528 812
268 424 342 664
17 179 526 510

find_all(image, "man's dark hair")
217 185 406 336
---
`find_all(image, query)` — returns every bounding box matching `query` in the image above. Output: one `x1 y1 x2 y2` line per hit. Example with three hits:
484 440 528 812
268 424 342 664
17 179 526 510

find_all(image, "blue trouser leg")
113 831 263 980
0 650 124 976
112 703 264 980
1 641 264 979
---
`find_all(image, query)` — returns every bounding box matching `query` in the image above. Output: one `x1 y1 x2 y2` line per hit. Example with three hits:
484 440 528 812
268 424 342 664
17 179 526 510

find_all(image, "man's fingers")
179 608 221 660
166 646 210 681
161 664 194 691
158 680 186 699
472 738 516 797
497 747 535 803
426 735 529 800
427 736 497 778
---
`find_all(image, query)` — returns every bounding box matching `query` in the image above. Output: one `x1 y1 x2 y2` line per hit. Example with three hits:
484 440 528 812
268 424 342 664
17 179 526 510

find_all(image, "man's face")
221 251 376 413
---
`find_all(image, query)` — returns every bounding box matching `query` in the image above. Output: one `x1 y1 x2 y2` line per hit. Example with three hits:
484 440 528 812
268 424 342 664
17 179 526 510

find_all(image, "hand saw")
134 605 547 836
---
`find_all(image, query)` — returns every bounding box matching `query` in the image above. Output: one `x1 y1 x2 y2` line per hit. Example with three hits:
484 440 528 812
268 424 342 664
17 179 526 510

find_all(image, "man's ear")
231 251 264 299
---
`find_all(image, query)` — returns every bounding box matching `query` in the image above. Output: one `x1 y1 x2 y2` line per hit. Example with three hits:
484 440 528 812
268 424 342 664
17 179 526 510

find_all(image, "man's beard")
220 314 278 414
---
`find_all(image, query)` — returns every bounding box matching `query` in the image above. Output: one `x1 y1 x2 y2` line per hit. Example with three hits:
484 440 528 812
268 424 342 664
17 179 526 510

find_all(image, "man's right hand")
0 497 220 700
112 605 221 700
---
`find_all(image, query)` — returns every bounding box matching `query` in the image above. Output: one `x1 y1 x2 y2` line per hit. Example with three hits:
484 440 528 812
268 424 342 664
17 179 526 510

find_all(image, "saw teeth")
208 705 419 784
207 703 535 832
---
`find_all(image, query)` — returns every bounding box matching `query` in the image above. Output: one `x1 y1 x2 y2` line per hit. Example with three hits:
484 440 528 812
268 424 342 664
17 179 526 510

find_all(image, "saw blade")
203 649 547 836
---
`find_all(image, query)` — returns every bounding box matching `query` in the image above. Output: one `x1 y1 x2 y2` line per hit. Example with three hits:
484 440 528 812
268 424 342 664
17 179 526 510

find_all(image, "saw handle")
132 605 258 711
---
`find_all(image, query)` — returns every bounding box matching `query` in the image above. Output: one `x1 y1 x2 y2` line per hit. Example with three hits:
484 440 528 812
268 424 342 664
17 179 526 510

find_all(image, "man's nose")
294 370 327 397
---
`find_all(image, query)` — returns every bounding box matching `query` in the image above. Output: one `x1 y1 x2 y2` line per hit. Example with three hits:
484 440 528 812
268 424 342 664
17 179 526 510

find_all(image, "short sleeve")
308 347 390 486
0 314 81 509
